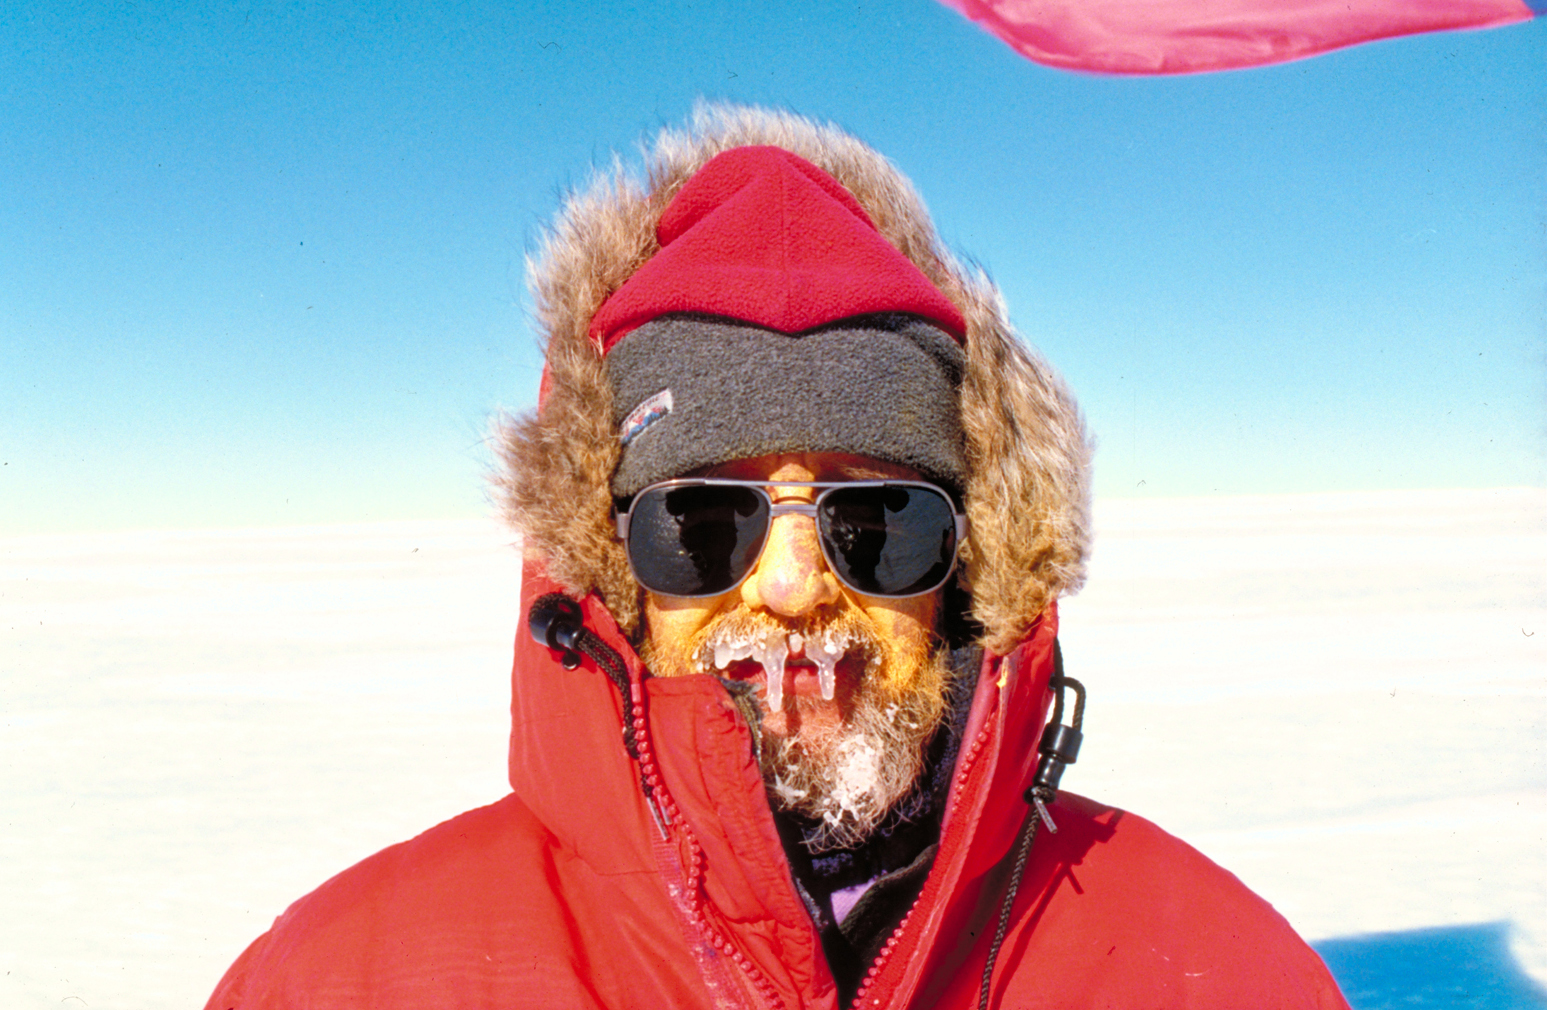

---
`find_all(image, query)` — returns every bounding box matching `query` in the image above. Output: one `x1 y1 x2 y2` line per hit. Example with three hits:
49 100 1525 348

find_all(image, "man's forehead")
692 452 923 483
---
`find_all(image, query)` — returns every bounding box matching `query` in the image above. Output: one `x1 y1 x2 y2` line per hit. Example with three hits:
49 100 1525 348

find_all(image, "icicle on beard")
689 608 950 853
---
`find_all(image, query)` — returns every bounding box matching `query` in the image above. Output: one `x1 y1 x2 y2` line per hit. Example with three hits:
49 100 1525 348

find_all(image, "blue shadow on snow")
1313 922 1547 1010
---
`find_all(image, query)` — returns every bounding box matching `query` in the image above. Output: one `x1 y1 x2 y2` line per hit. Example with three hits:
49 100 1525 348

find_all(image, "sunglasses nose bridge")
764 501 820 521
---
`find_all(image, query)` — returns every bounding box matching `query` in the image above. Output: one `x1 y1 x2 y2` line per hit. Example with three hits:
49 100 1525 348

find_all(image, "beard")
759 645 951 851
647 605 951 853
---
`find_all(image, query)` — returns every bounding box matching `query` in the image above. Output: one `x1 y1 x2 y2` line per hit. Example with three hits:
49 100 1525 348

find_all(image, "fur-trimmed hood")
495 104 1091 656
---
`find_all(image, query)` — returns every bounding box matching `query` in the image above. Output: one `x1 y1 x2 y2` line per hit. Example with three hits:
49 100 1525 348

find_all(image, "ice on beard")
809 628 852 702
713 630 790 712
709 625 861 710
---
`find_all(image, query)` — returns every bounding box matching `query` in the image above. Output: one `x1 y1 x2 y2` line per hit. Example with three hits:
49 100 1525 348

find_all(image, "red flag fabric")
938 0 1538 74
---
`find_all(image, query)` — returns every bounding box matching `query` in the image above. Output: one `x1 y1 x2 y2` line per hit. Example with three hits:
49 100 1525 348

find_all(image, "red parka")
206 570 1349 1009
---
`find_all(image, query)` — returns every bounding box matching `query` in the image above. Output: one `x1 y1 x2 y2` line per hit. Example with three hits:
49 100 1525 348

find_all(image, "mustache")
693 607 883 671
690 608 885 711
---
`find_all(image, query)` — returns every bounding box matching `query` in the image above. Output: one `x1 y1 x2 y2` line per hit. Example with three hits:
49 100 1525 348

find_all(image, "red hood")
509 561 1059 1007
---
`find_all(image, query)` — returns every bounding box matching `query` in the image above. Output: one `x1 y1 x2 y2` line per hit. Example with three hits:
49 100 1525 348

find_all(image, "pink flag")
938 0 1539 74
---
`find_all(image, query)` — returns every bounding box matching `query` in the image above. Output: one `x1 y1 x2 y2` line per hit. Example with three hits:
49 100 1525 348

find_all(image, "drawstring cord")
528 592 639 758
977 651 1085 1010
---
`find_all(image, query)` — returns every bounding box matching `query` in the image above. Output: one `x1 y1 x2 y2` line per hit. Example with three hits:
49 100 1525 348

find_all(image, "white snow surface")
2 489 1543 1008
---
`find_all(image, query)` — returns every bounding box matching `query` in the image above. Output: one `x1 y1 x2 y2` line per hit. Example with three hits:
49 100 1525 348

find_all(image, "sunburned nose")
741 512 840 617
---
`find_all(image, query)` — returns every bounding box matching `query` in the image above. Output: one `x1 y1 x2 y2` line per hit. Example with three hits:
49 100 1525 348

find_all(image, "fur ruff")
493 104 1092 656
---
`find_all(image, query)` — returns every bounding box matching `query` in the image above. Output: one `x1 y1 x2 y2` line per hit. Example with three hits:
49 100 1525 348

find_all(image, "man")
208 106 1348 1009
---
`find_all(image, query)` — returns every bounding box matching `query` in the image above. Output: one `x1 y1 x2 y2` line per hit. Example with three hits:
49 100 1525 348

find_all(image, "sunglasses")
615 479 968 599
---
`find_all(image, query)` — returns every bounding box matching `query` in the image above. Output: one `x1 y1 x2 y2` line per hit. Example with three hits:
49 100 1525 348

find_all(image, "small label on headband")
619 389 673 446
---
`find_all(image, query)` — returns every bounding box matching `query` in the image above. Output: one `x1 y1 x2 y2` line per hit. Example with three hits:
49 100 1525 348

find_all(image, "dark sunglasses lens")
819 486 957 596
627 485 769 596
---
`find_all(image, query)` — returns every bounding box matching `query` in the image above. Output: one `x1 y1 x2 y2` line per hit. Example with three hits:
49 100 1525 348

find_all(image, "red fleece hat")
588 146 967 351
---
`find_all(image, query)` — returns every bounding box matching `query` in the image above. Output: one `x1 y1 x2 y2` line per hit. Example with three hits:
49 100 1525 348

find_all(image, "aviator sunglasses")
615 479 968 599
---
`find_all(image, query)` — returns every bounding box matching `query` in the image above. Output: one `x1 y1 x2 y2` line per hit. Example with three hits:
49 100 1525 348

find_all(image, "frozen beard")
673 607 948 853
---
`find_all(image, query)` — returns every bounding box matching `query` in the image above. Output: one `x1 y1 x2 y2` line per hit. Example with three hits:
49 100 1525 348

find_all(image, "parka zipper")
846 716 998 1009
529 595 788 1010
631 692 789 1010
850 651 1083 1010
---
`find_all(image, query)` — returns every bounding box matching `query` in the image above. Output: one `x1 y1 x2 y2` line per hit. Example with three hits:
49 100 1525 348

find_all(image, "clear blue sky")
3 2 1543 534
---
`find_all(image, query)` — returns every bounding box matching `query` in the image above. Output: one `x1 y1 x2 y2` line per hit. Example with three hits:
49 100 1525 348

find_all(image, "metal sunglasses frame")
614 478 969 599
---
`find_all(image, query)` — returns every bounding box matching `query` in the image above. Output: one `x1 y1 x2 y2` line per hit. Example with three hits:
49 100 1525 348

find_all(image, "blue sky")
3 1 1543 534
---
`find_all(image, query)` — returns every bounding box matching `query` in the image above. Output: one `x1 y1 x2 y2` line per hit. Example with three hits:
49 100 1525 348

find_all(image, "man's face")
639 452 951 849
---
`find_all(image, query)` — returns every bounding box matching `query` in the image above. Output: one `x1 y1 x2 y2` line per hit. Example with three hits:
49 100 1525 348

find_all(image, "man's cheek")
642 593 725 677
863 604 938 695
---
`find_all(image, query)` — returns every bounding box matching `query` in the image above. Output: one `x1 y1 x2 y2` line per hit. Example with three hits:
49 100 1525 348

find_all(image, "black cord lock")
528 593 585 670
1025 663 1086 814
1032 720 1082 794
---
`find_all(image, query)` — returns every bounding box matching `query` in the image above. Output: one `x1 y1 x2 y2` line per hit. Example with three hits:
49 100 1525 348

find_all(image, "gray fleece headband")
606 314 967 498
